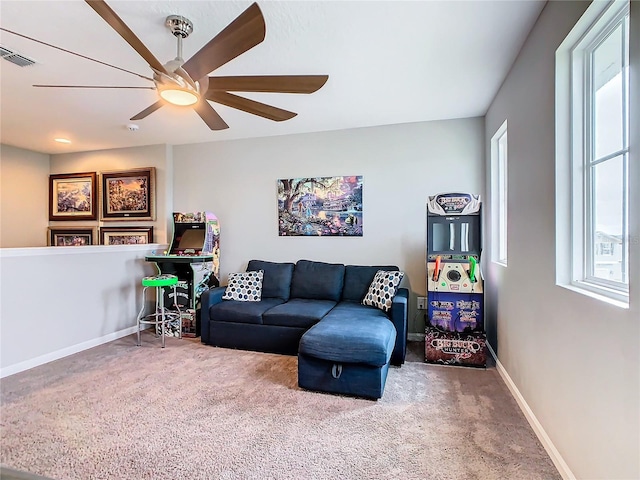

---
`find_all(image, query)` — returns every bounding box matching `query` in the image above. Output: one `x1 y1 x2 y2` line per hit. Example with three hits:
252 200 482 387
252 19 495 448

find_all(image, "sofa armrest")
200 286 226 344
389 287 408 366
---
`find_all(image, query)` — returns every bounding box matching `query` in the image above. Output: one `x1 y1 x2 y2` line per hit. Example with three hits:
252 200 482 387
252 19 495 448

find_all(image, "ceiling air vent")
0 45 36 67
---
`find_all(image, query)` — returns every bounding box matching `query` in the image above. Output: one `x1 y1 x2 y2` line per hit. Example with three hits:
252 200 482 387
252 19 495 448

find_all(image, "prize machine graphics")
145 212 220 337
425 193 486 367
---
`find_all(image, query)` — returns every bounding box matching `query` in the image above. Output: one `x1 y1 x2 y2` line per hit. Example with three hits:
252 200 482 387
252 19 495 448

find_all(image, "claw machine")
425 193 486 367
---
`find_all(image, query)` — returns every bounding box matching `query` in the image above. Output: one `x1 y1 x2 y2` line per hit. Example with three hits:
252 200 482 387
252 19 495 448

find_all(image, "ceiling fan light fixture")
158 85 199 106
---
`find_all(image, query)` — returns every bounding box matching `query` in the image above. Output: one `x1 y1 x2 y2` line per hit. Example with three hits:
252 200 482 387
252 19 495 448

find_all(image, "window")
598 242 613 256
556 0 629 304
491 120 508 265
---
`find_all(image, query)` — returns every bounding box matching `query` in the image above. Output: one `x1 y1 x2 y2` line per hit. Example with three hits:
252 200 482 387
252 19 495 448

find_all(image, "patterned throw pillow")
222 270 264 302
362 270 405 312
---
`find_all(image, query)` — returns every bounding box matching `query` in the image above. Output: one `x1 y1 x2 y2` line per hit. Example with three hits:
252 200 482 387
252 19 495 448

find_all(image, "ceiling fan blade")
182 3 266 82
206 91 297 122
85 0 168 74
0 27 153 81
130 101 164 120
207 75 329 94
33 85 155 89
193 101 229 130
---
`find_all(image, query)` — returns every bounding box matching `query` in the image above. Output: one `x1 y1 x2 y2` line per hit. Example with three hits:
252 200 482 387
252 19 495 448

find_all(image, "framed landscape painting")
101 167 155 221
100 226 154 245
49 172 97 221
48 227 96 246
277 175 363 236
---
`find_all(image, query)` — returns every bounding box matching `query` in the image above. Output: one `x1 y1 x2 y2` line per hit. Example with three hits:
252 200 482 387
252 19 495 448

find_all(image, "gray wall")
173 118 485 335
0 145 50 247
0 143 174 247
0 244 160 377
484 2 640 479
51 144 174 244
0 118 485 371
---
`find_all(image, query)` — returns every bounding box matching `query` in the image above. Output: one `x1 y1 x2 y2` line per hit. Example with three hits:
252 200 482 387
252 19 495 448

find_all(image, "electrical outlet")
417 296 427 310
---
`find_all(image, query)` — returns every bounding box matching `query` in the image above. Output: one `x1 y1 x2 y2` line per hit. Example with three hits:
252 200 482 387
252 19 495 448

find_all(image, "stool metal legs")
136 284 181 348
136 287 148 347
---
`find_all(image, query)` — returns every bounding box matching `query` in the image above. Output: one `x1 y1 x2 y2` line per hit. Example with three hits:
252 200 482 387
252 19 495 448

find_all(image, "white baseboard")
0 326 140 379
407 332 425 341
486 343 576 480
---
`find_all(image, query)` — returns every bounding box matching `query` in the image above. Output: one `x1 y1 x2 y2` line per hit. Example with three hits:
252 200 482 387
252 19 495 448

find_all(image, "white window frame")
490 120 508 266
556 0 630 306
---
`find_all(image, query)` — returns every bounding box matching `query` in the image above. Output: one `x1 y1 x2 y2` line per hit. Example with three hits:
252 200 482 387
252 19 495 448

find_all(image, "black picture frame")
48 227 96 246
101 167 155 221
49 172 97 221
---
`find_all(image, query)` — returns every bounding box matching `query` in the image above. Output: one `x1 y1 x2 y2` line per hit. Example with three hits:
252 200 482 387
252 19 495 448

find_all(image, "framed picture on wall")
277 175 363 236
101 167 155 221
49 172 97 221
48 227 97 246
100 226 154 245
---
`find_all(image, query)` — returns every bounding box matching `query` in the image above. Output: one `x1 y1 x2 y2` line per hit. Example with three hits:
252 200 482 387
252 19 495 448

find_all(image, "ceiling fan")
4 0 328 130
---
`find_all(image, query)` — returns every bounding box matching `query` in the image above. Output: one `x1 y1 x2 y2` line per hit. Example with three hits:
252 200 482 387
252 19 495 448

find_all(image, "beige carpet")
1 334 560 480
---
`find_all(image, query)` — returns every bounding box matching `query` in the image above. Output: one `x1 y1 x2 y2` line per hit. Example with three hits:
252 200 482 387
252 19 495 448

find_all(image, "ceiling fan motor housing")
165 15 193 39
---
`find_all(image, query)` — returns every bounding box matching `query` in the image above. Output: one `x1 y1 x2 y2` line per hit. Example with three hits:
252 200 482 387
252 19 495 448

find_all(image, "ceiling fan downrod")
157 15 200 105
165 15 193 62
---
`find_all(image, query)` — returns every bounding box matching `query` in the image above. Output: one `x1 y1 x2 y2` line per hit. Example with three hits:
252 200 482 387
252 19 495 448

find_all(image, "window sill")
559 283 629 309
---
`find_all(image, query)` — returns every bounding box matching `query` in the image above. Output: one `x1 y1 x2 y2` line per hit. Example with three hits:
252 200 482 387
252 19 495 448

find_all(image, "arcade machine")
146 212 220 337
425 193 486 367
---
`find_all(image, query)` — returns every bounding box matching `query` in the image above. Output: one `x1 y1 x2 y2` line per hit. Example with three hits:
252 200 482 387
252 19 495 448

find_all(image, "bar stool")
136 274 182 348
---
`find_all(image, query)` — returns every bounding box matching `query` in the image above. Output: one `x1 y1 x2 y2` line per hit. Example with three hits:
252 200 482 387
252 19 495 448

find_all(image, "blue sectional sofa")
200 259 408 399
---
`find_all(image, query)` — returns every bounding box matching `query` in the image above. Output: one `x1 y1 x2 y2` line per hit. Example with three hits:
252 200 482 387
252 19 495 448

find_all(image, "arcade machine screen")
428 215 481 258
172 226 205 255
178 229 205 250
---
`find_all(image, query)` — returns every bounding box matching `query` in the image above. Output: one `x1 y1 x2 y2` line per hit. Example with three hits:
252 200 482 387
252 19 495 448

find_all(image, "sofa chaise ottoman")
200 259 408 398
298 302 397 399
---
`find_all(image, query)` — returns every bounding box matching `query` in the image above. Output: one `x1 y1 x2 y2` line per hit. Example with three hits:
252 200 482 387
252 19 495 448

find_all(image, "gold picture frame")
100 226 154 245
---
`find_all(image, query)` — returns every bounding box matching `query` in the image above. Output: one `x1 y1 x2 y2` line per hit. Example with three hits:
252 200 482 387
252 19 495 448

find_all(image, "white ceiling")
0 0 545 155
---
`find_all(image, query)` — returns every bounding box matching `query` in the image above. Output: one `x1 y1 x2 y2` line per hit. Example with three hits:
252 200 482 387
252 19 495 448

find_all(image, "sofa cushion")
208 298 285 325
290 260 345 301
326 301 392 319
222 271 263 302
299 311 396 366
262 299 336 328
247 260 295 301
362 270 405 312
342 265 399 302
